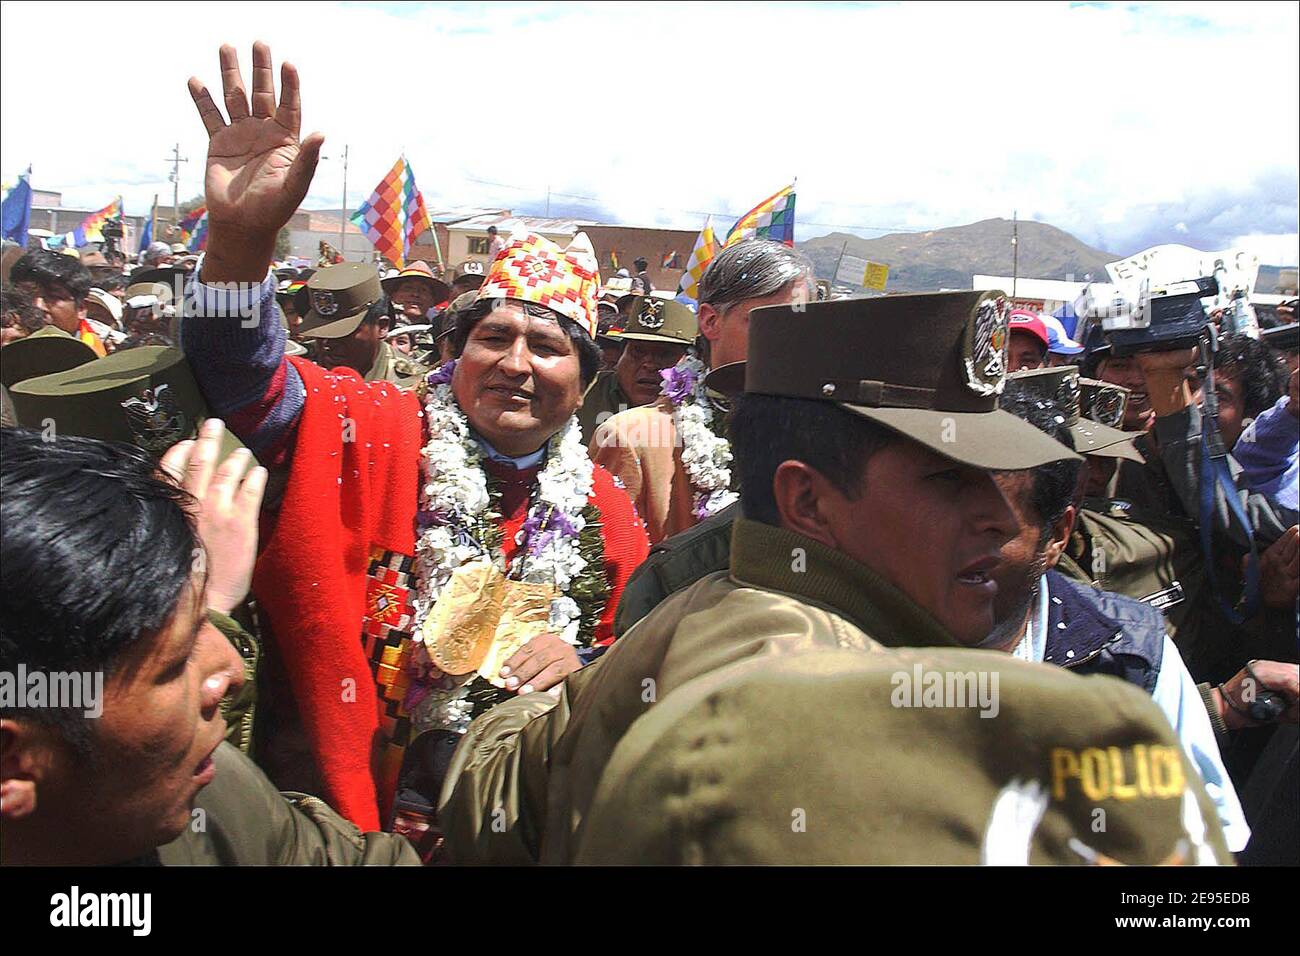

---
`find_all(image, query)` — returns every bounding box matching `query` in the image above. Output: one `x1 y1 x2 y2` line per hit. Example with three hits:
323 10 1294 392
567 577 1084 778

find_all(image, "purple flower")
416 509 445 529
660 363 698 404
427 359 457 386
521 508 580 556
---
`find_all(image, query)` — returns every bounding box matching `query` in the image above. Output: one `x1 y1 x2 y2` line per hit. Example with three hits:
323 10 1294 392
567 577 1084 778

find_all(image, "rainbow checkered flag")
350 155 432 269
724 183 796 248
179 205 208 251
47 196 122 248
676 215 719 304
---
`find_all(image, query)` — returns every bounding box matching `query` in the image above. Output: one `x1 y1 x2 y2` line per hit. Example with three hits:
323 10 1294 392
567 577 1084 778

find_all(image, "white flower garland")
412 368 594 647
663 354 739 520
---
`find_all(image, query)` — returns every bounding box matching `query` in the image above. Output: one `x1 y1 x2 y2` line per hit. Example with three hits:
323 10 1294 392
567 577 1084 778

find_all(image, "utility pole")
166 144 188 230
338 144 349 260
832 239 849 289
1011 210 1019 299
545 183 550 217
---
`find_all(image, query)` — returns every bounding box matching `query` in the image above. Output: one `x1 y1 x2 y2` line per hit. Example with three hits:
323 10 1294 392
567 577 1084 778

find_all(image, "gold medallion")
420 559 560 685
422 559 505 675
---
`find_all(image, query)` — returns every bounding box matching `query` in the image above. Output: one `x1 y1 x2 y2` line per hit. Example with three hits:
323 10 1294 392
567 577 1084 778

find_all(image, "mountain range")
796 218 1293 295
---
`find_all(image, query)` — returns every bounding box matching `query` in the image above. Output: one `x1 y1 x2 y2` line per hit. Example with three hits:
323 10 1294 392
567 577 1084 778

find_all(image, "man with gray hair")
591 239 813 545
140 241 173 268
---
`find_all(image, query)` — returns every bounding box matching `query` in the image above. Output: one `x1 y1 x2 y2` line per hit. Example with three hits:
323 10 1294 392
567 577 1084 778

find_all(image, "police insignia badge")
1055 372 1082 419
963 295 1009 396
120 384 189 455
639 297 665 330
312 289 338 316
1081 379 1128 428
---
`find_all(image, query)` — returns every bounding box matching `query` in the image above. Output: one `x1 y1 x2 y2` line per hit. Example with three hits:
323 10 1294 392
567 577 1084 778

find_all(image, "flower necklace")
660 353 739 520
407 360 608 732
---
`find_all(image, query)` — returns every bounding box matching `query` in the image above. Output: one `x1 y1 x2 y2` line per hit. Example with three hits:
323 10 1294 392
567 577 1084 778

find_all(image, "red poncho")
252 358 648 829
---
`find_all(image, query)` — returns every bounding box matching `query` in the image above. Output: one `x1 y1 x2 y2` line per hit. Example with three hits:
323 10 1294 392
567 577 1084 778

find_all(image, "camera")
99 216 125 260
1100 276 1218 357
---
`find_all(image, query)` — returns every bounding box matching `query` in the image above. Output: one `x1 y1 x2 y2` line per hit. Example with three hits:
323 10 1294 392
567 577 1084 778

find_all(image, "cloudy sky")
3 1 1296 263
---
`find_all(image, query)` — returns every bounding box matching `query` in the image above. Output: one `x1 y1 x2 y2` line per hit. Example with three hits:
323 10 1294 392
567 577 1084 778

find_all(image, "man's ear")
697 302 722 345
771 460 839 549
1042 503 1076 570
0 718 49 821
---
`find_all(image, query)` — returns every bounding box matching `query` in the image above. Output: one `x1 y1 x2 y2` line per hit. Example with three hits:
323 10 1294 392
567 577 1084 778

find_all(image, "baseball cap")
1008 309 1049 348
1041 314 1084 355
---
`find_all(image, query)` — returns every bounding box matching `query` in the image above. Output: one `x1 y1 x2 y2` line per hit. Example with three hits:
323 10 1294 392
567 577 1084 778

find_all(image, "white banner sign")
1105 243 1259 299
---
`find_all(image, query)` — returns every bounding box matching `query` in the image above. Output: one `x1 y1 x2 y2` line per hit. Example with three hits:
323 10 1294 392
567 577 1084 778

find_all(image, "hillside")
798 218 1120 293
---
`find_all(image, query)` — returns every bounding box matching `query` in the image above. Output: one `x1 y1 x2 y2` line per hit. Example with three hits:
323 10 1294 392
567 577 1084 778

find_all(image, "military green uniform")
9 347 260 752
154 743 419 865
577 295 697 446
614 502 737 636
577 369 634 445
299 262 426 390
365 340 427 390
1 325 99 426
435 293 1237 864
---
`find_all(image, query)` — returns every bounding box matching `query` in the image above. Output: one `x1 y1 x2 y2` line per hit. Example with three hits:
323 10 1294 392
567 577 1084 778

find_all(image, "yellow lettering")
1109 746 1138 800
1080 747 1110 801
1150 746 1185 798
1134 744 1151 797
1051 748 1080 800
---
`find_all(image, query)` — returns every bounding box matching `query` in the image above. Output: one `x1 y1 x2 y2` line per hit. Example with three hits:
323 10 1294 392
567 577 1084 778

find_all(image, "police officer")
577 293 696 445
437 291 1233 865
300 262 424 389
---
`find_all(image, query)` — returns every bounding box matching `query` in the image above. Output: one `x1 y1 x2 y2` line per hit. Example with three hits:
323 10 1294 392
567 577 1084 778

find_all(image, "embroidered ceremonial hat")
1006 365 1142 462
10 345 243 459
381 260 451 307
0 326 98 390
708 291 1080 470
300 262 384 339
575 649 1231 865
474 232 601 338
616 294 697 346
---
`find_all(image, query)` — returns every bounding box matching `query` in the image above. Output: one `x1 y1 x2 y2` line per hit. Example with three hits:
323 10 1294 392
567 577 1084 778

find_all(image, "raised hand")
187 42 324 279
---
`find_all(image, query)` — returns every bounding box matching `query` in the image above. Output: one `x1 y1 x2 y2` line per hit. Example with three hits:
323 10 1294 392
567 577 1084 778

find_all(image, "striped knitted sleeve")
180 260 305 466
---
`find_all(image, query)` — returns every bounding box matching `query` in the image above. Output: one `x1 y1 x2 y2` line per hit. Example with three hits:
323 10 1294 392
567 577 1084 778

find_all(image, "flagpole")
832 239 848 289
150 195 157 250
339 144 349 262
429 222 445 275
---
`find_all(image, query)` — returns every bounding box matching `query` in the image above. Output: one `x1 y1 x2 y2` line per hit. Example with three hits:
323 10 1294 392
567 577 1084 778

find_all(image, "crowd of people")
1 42 1297 867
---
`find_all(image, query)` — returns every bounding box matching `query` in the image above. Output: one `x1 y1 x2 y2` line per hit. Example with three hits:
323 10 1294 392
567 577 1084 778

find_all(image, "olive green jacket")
613 503 737 636
155 743 420 865
577 370 633 447
440 518 1230 864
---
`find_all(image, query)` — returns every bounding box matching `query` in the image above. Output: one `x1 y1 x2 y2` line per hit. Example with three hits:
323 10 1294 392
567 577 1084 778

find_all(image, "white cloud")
2 1 1296 261
1231 233 1300 268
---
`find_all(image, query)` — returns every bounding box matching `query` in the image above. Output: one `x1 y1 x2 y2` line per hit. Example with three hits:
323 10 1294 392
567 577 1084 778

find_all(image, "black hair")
362 294 395 328
997 389 1084 543
451 298 602 388
91 273 126 294
0 428 201 751
1213 332 1286 419
728 394 896 527
9 250 94 303
1 285 46 334
634 257 648 271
